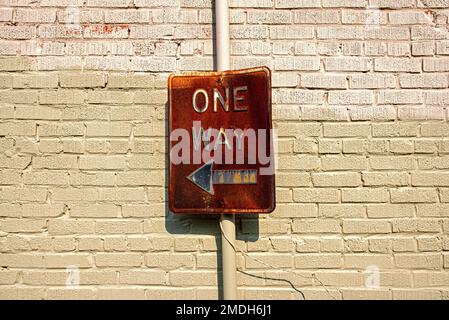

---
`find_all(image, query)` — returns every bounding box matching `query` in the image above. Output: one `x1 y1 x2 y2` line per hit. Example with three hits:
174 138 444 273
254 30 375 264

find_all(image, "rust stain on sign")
168 67 275 214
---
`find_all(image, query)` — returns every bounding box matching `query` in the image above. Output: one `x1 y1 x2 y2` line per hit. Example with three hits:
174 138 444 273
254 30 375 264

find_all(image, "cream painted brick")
416 204 449 217
0 287 45 300
312 172 361 187
0 187 47 202
395 254 441 270
372 123 419 137
48 220 95 235
103 236 127 251
370 156 415 170
247 10 291 24
79 156 126 170
293 219 341 233
343 220 391 234
302 74 347 89
0 155 32 170
415 140 438 153
274 89 325 104
272 204 317 218
0 8 12 22
375 58 421 73
378 90 423 105
324 123 371 137
296 10 340 24
23 172 69 186
122 204 165 217
441 189 449 203
96 253 142 267
412 42 435 56
33 155 78 169
325 57 371 72
349 74 396 89
344 254 393 269
302 107 345 123
170 270 217 286
423 58 449 72
274 57 320 71
322 0 366 7
363 172 409 186
436 41 449 55
0 254 45 268
270 26 314 39
1 219 46 233
95 220 141 234
417 237 442 252
0 270 18 285
275 0 320 8
59 72 106 88
0 170 21 185
45 254 92 268
400 74 448 89
86 122 131 137
393 238 417 252
120 270 166 285
295 237 320 252
342 188 389 203
78 237 103 251
0 57 32 71
145 253 194 269
414 272 449 287
412 172 449 186
390 140 414 154
343 139 366 153
39 90 86 105
246 253 293 269
318 26 365 40
321 156 367 171
422 124 449 138
391 188 439 203
46 289 96 300
318 140 342 154
342 10 387 24
294 254 342 269
293 188 340 203
295 42 317 55
13 74 58 88
319 204 366 218
367 204 414 218
369 238 392 253
272 73 298 88
15 8 56 23
321 238 344 252
426 92 449 106
22 204 65 218
372 0 415 8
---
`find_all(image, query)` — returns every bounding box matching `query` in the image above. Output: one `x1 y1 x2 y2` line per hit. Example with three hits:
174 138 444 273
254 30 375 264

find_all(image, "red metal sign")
168 67 275 214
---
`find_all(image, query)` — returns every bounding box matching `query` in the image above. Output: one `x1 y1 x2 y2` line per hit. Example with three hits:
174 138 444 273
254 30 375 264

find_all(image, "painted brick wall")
1 0 449 300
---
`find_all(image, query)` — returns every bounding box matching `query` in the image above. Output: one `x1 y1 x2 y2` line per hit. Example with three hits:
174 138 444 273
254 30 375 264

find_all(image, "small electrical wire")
219 220 338 300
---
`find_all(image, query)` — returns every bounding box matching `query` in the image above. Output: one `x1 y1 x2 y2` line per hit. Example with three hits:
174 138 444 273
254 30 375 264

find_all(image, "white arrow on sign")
187 160 257 195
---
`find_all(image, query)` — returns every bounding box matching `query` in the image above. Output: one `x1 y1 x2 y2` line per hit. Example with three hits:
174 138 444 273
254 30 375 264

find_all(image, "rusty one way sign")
168 67 275 214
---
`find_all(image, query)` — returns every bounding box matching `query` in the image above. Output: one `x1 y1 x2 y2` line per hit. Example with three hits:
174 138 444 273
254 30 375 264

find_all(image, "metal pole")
215 0 237 300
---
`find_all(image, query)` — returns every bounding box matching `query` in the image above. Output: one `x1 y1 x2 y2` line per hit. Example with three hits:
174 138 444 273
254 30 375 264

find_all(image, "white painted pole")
215 0 231 71
215 0 237 300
